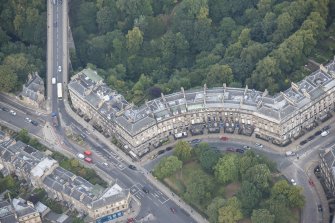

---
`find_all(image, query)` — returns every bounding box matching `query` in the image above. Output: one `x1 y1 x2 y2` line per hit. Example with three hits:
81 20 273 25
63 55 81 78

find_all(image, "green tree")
131 74 153 104
96 2 118 33
217 17 237 43
214 154 240 184
4 175 16 190
243 164 271 192
272 12 294 43
0 65 17 92
72 217 85 223
3 53 35 81
248 56 281 93
205 64 233 87
271 180 305 208
262 12 276 38
76 2 98 33
198 147 220 173
251 209 275 223
70 159 80 168
265 196 291 223
173 141 192 162
239 150 259 176
218 197 243 223
160 31 189 69
206 197 226 223
126 27 144 54
237 181 262 216
184 169 214 204
153 156 182 179
17 129 30 143
116 0 153 20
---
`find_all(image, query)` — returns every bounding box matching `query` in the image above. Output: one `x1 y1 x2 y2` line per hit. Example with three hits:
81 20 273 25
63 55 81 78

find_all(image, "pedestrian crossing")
130 183 170 204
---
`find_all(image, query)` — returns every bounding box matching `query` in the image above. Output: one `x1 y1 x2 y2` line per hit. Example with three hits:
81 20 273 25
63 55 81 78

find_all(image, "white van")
52 77 56 84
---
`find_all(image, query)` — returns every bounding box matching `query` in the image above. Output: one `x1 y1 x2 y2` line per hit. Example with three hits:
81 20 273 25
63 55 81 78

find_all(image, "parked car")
9 110 16 116
1 107 9 112
84 157 92 163
190 139 201 144
307 135 315 141
291 179 297 186
243 145 251 150
165 147 173 151
300 140 308 146
226 147 236 152
157 150 165 155
318 204 323 212
314 130 322 136
25 117 32 123
322 125 331 131
31 120 38 126
236 148 245 154
77 153 85 159
255 143 263 148
285 151 296 157
220 136 229 141
128 165 137 170
321 131 329 137
142 187 149 194
58 65 62 72
126 218 135 223
170 207 177 214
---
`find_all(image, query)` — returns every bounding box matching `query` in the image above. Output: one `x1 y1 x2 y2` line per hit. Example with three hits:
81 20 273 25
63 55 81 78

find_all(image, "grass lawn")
164 161 211 195
225 182 241 198
289 208 301 223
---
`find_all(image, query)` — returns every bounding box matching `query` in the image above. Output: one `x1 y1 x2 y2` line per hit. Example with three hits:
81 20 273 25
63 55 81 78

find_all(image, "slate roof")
68 58 335 140
21 73 44 102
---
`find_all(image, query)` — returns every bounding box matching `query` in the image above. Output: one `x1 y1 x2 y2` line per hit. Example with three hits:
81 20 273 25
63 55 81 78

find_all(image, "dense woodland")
69 0 335 104
0 0 334 104
0 0 46 92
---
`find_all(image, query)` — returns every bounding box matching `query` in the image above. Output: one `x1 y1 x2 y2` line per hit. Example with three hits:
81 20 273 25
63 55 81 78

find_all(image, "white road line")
160 199 169 205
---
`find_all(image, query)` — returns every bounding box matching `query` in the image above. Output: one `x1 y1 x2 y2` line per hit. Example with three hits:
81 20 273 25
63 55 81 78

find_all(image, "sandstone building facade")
0 141 130 221
68 58 335 158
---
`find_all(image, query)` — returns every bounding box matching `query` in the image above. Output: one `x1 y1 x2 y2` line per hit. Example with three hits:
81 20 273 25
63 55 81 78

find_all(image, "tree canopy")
68 0 334 101
153 155 183 179
173 141 192 162
0 0 46 93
